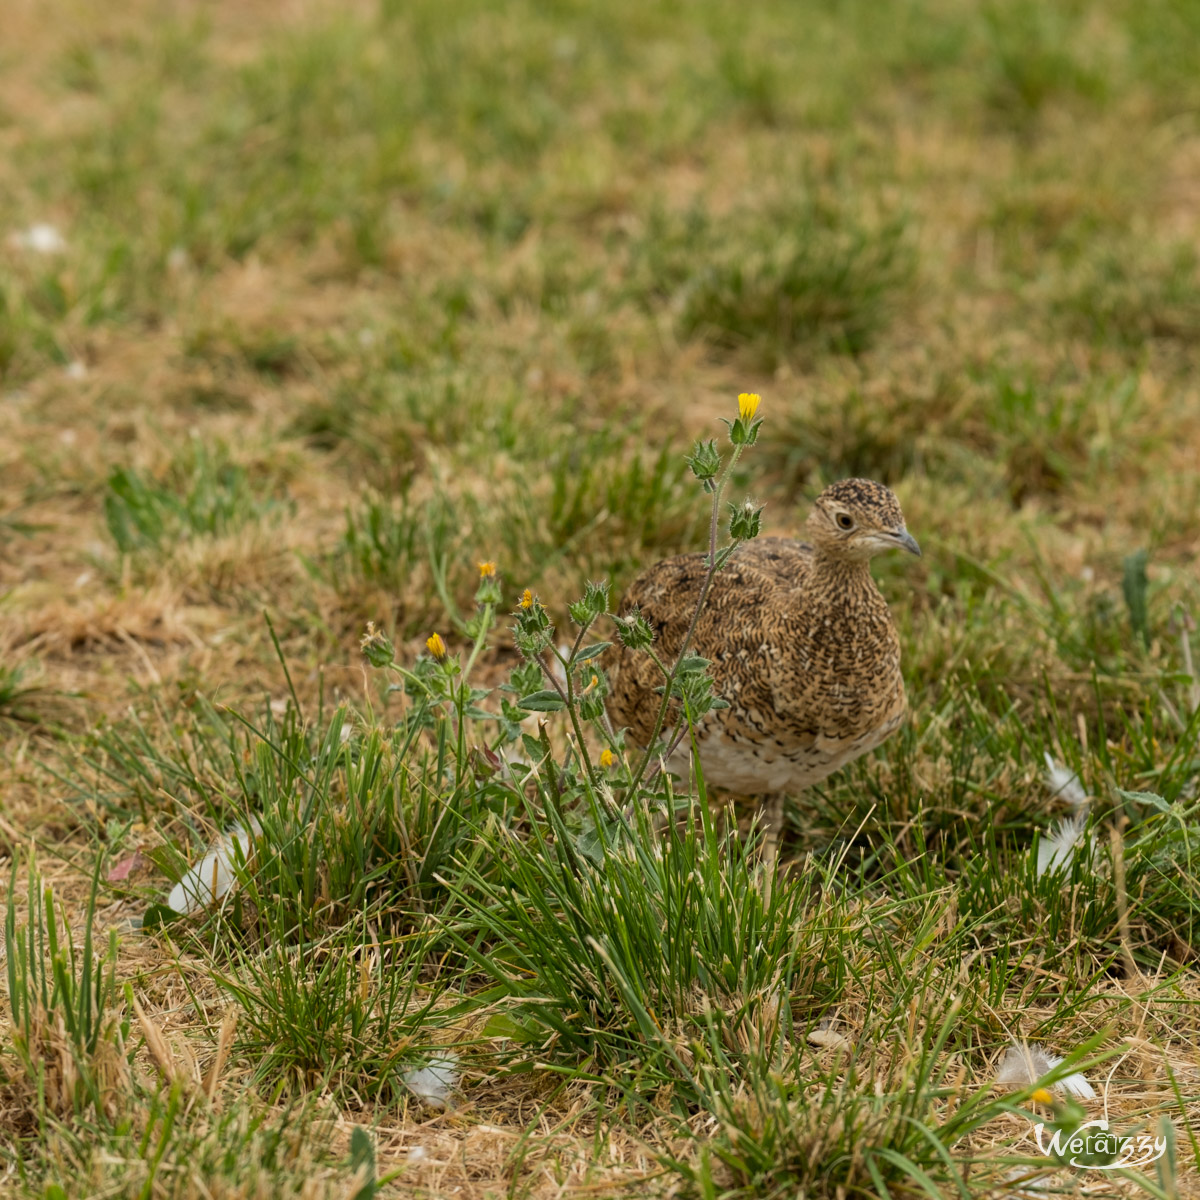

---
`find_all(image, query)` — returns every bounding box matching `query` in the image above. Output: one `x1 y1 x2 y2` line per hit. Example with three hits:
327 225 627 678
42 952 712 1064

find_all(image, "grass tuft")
103 440 286 556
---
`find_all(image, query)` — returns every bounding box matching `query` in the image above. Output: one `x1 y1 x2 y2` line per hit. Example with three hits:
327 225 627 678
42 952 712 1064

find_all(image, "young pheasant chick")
605 478 920 862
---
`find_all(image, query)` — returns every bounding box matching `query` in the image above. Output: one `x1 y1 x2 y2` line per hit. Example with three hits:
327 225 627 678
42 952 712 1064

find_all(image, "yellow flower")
600 748 615 768
478 561 496 577
426 632 447 659
520 588 534 609
1031 1088 1054 1106
738 392 761 420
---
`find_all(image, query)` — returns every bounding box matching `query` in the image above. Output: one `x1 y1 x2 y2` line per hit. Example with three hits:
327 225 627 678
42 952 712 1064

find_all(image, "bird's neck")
805 552 886 609
810 551 874 584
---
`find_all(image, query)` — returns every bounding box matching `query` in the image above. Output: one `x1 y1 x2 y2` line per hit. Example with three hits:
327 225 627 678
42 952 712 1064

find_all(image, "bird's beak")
893 528 922 557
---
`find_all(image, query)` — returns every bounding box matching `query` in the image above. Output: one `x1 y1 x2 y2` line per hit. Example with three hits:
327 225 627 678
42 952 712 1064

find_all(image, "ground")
2 0 1200 1195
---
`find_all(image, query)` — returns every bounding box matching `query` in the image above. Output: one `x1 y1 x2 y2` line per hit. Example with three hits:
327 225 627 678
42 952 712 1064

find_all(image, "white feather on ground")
167 818 262 915
1043 754 1088 808
1036 812 1090 877
999 1164 1058 1196
402 1054 459 1109
8 223 68 254
994 1041 1096 1100
551 642 571 688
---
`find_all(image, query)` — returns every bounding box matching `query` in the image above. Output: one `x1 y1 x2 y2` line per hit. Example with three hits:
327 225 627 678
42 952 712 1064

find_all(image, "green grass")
3 0 1200 1194
103 439 288 556
627 195 915 365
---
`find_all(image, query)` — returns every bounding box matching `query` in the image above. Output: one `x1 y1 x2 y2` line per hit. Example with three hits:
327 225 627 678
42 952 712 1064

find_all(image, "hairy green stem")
545 621 600 794
626 444 744 796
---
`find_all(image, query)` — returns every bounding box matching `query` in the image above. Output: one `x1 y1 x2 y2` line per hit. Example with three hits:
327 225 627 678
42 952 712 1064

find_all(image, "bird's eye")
836 513 854 531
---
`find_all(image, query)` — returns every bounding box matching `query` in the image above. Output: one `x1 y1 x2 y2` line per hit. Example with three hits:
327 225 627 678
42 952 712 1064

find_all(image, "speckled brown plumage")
605 479 920 844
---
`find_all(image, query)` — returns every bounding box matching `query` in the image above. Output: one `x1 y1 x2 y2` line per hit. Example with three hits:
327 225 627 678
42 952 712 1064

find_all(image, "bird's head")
806 478 921 562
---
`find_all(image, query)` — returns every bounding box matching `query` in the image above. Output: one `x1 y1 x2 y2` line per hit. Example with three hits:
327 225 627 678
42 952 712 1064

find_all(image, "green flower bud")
359 622 394 669
686 438 722 491
568 579 610 626
728 416 763 447
728 393 763 447
514 626 553 659
474 560 502 606
515 588 552 633
475 579 502 606
728 498 764 541
614 605 655 651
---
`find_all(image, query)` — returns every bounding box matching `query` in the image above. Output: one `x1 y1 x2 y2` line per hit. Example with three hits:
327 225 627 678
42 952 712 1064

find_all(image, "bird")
604 478 920 867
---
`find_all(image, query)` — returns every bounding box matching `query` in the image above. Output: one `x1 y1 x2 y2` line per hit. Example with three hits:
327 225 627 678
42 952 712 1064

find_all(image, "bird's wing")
605 551 782 748
729 541 828 749
734 537 814 585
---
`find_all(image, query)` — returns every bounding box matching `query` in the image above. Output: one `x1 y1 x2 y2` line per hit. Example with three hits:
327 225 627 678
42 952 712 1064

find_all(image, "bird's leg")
760 793 786 895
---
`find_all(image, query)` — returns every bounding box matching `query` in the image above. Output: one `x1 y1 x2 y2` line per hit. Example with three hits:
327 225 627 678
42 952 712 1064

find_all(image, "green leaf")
483 1012 540 1042
142 844 185 885
348 1126 376 1200
1122 548 1150 648
519 690 567 712
1116 788 1172 813
711 543 739 570
575 641 612 662
141 903 182 932
521 733 547 762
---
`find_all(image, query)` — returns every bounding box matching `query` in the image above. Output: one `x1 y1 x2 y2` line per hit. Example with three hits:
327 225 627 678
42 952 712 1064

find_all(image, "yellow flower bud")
738 392 761 420
600 748 615 768
520 588 534 609
1031 1088 1054 1106
426 632 447 659
478 561 496 577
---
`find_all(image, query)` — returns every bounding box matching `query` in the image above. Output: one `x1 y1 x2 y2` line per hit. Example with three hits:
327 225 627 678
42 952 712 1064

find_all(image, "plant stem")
462 603 494 682
644 724 691 785
625 444 744 796
534 653 594 779
545 631 600 792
